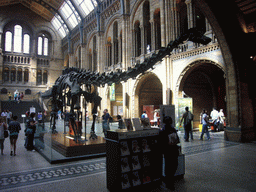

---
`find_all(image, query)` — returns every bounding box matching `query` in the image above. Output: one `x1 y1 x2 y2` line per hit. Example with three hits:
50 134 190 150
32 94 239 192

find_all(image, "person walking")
0 118 8 155
8 116 21 156
159 116 180 190
179 107 194 142
25 113 37 151
17 93 21 103
102 109 110 138
6 109 12 125
200 109 211 140
210 107 219 132
58 109 62 120
20 92 24 100
218 109 225 131
8 92 12 101
1 110 7 117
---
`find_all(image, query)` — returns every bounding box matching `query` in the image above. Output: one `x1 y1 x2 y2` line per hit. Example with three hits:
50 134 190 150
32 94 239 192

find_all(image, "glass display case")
34 118 119 163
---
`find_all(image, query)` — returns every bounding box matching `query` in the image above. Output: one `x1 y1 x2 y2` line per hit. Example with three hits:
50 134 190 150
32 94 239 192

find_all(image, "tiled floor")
0 122 256 192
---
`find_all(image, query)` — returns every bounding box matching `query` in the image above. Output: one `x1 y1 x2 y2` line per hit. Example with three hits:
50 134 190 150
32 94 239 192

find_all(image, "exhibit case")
106 129 162 191
34 119 110 163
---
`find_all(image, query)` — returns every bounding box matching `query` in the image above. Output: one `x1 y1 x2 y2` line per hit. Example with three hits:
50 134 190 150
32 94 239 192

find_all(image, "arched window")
43 70 48 84
88 49 92 70
134 22 141 57
3 67 9 82
38 34 49 56
17 68 22 82
23 34 30 54
37 69 42 85
24 69 29 83
13 25 22 53
143 1 151 53
93 36 97 71
120 31 122 63
5 31 12 52
11 68 16 82
113 22 119 65
194 3 206 32
106 37 112 67
178 0 188 35
154 10 161 50
4 24 31 54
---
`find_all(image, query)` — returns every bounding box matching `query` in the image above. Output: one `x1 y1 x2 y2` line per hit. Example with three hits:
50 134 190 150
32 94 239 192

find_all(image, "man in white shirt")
200 109 211 140
210 107 219 132
1 110 7 117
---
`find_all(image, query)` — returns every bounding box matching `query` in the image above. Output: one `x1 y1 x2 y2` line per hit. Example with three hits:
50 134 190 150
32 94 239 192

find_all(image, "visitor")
17 93 21 103
1 110 7 117
200 109 211 141
25 112 37 151
38 111 43 123
179 107 194 142
6 109 12 125
20 92 24 100
58 109 62 120
117 115 125 129
159 116 179 190
141 111 148 119
8 92 12 101
218 109 225 131
210 107 219 132
8 116 21 156
0 118 8 155
153 109 160 126
102 109 110 138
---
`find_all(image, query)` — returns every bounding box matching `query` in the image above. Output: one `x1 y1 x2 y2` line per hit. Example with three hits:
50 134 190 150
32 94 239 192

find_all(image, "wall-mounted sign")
110 83 115 101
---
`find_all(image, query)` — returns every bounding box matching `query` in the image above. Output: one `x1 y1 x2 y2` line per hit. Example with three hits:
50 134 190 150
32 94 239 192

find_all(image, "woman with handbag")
159 116 180 191
8 116 21 156
0 118 8 155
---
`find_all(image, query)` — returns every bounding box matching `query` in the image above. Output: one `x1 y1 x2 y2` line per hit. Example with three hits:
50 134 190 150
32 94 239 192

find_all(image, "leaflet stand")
106 129 162 191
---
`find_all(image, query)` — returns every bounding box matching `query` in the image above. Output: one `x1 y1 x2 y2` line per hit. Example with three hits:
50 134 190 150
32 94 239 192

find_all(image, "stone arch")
35 25 58 41
130 0 145 26
176 59 226 128
104 16 121 41
195 0 240 131
0 18 35 34
176 59 225 97
133 72 163 118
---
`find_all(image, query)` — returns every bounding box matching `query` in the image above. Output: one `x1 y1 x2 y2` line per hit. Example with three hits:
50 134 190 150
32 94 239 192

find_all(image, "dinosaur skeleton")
41 28 211 142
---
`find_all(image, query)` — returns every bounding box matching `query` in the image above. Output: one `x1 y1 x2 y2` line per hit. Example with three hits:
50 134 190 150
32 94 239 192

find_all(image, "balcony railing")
3 54 30 64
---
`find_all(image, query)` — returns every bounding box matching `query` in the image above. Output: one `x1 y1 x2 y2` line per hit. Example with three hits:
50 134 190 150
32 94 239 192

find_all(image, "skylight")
51 16 68 38
51 0 100 39
59 0 81 29
73 0 96 17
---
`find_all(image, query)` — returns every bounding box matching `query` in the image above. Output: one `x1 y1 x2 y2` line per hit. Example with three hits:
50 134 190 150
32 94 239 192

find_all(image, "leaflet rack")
106 129 162 191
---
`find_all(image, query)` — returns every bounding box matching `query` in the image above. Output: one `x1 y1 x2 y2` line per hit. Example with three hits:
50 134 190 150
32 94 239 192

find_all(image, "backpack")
168 132 180 145
188 111 194 121
109 116 113 123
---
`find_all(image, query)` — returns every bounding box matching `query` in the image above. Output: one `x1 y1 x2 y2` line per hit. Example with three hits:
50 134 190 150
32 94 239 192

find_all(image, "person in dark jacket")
25 112 37 151
159 116 179 190
8 116 21 156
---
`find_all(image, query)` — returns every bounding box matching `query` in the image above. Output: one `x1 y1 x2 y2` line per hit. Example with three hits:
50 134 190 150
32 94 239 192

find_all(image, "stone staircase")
1 100 42 123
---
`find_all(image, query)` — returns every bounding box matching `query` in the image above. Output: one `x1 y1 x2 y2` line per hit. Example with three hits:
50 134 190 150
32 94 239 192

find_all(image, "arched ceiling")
0 0 100 38
1 0 256 37
0 0 64 21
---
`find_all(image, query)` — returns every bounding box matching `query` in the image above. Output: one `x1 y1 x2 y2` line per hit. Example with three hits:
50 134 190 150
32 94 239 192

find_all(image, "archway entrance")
135 73 162 120
108 83 123 120
177 61 226 129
